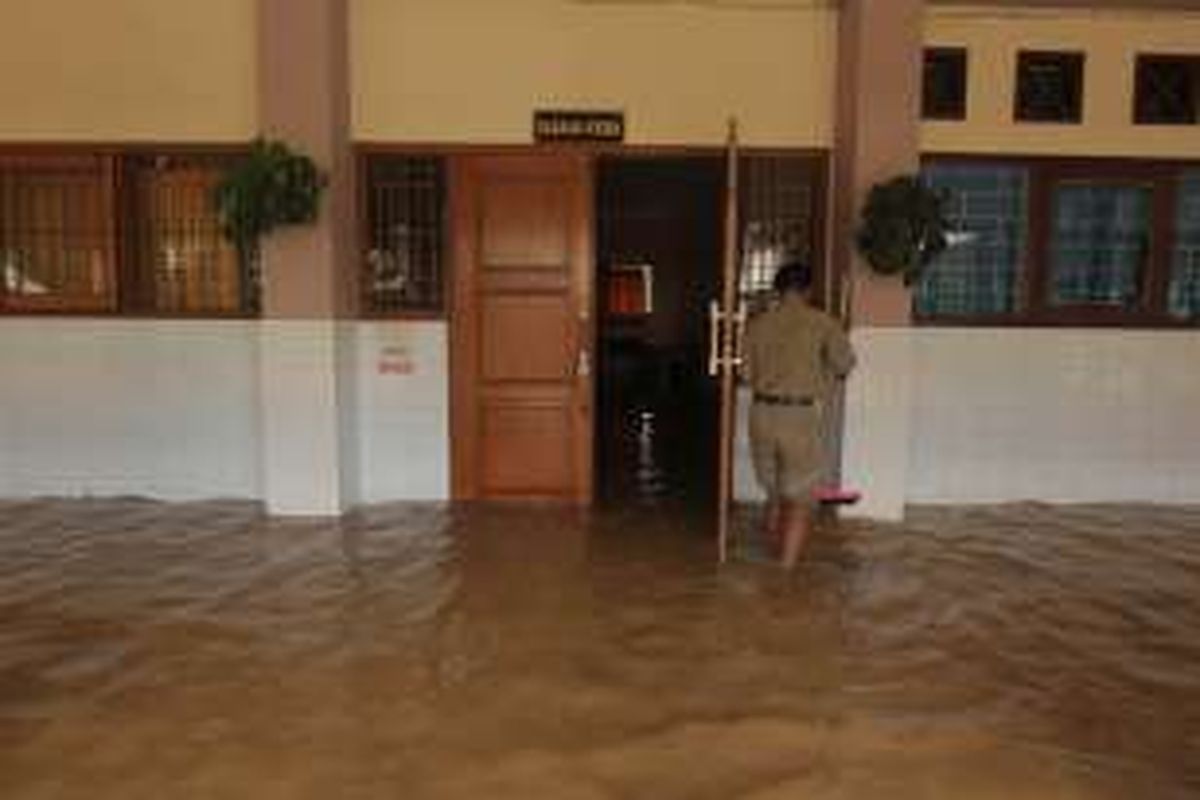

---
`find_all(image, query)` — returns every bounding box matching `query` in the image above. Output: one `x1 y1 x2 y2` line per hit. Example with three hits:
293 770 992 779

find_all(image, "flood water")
1 499 1199 799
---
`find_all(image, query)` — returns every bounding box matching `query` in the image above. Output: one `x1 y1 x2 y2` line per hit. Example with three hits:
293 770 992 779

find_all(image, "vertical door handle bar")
708 300 721 377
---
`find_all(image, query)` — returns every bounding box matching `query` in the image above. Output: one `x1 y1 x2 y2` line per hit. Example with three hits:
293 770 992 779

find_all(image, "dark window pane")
1170 171 1200 319
1016 51 1085 123
1134 55 1199 125
916 163 1029 317
1049 182 1151 308
923 48 968 120
363 156 446 314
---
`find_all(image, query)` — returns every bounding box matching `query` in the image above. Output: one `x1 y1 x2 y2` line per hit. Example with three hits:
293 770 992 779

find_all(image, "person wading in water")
742 262 856 570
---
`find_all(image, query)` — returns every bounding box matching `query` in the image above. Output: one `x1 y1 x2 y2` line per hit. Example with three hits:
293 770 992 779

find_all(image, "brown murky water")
1 500 1198 799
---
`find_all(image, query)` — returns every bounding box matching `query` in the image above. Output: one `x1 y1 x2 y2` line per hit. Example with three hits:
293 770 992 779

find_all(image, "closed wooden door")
451 154 594 502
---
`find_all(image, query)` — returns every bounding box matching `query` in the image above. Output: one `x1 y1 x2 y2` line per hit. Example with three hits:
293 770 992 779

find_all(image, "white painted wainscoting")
0 319 261 500
0 319 453 507
908 328 1200 505
351 321 450 504
4 320 1194 512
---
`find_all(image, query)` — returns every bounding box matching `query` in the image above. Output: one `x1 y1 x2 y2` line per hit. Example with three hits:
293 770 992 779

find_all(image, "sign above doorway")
533 110 625 143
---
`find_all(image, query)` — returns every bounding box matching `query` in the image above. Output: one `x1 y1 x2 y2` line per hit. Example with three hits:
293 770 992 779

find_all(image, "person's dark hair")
772 262 812 294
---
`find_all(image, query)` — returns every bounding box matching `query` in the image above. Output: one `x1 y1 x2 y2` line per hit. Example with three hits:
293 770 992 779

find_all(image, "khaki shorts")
749 403 824 502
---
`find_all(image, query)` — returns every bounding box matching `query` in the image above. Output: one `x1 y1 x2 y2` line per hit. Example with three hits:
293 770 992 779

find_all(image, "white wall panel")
734 387 765 503
353 321 450 503
258 320 344 515
337 321 363 509
842 328 914 520
0 319 260 500
910 329 1200 504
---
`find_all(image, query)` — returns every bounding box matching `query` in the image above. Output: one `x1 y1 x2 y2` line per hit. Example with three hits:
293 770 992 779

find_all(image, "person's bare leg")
779 500 814 570
764 498 782 554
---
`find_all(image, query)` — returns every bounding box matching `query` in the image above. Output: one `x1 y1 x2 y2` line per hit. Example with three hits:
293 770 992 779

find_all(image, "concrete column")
832 0 925 520
256 0 359 515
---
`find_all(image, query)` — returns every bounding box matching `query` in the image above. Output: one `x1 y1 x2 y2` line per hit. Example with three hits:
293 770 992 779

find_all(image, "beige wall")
924 6 1200 158
10 1 1200 156
0 0 256 142
352 0 837 147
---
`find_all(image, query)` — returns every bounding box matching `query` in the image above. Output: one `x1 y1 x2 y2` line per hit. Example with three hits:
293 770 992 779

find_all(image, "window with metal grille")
1 149 257 316
917 158 1200 326
1016 51 1085 123
127 154 258 315
362 155 446 315
916 163 1029 318
0 155 116 312
923 48 968 121
738 155 819 309
1170 171 1200 319
1135 55 1200 125
1049 182 1152 309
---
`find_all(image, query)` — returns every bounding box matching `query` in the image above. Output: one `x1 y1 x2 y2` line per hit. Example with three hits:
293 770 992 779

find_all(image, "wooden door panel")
481 404 574 494
480 269 571 294
481 180 570 268
452 154 593 502
481 296 574 382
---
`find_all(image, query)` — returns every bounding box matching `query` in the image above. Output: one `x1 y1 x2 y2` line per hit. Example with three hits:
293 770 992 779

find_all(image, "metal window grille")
923 48 968 121
1135 56 1199 126
1016 51 1085 123
0 156 114 310
738 155 816 309
917 163 1028 317
1049 182 1151 308
1170 171 1200 319
363 155 446 314
128 154 258 314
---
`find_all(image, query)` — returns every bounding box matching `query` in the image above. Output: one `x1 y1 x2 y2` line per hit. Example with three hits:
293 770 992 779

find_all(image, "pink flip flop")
813 486 861 505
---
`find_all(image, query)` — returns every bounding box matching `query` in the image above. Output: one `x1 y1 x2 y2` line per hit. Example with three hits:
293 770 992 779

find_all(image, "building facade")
2 0 1198 519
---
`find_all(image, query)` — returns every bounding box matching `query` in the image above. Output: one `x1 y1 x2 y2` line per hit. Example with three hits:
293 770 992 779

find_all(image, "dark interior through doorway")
595 156 724 508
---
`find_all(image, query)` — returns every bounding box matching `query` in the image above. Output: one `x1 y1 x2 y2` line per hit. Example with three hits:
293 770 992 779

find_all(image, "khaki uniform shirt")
742 293 855 400
741 293 855 500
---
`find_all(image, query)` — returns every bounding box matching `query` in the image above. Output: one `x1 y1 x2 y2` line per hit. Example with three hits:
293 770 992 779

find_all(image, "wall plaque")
533 110 625 143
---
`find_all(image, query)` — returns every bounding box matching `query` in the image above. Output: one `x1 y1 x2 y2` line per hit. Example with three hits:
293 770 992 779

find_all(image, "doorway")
595 157 724 508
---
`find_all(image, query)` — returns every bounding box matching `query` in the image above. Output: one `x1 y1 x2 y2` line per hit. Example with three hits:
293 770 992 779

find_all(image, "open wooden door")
712 121 744 562
452 154 594 503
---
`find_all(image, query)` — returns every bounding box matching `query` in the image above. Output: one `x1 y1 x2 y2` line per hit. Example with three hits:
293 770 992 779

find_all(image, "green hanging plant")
213 138 327 253
855 174 951 285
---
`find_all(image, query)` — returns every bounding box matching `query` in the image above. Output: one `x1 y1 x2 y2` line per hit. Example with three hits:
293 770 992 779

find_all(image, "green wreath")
854 175 951 285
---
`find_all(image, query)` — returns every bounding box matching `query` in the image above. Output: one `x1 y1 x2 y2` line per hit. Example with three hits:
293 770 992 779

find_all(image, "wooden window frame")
1134 54 1200 126
922 47 969 121
0 144 255 319
1015 50 1086 125
918 155 1198 329
0 152 120 314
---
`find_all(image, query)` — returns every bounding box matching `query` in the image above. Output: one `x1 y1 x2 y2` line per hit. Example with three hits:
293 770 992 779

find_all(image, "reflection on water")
1 500 1198 798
